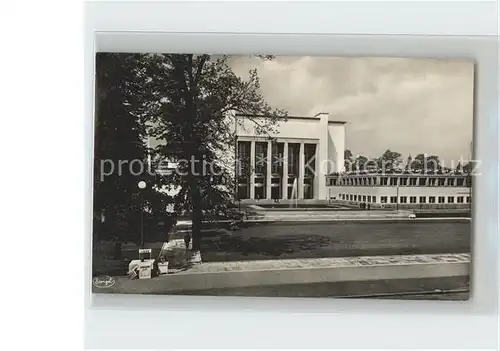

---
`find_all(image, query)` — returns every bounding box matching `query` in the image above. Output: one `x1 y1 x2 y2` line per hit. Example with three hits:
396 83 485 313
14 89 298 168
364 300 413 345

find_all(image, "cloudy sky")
229 56 474 163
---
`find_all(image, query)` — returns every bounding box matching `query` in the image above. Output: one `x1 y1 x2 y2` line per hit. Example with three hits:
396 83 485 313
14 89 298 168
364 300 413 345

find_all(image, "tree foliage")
93 53 172 243
377 149 403 170
115 54 287 249
344 149 353 171
412 154 441 171
340 149 454 174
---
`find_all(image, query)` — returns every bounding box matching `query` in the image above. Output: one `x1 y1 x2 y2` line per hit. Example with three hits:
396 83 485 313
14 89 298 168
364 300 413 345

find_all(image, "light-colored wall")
154 112 347 204
317 114 329 201
235 116 321 141
327 123 345 173
233 113 345 201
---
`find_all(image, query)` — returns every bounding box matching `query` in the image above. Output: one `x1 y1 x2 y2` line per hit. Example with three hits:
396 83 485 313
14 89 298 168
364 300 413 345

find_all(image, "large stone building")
153 112 472 210
233 112 346 204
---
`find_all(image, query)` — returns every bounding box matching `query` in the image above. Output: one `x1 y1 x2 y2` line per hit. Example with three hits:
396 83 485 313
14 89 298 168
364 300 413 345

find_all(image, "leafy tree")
343 150 377 173
456 161 472 174
344 149 353 171
94 53 171 243
412 154 426 171
143 54 287 250
412 154 441 172
377 149 402 171
404 154 412 171
353 155 368 171
425 155 441 171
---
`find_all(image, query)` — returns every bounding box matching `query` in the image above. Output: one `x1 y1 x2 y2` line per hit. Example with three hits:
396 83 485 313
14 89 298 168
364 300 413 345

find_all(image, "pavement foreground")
92 252 470 299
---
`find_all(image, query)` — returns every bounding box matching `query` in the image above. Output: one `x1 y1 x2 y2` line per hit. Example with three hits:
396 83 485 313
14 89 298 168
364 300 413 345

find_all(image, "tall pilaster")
317 113 330 201
250 140 255 199
282 141 289 200
266 140 272 199
315 142 320 199
298 142 305 199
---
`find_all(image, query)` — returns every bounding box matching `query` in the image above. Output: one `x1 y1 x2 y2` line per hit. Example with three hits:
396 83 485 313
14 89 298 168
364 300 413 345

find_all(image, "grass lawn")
199 220 470 262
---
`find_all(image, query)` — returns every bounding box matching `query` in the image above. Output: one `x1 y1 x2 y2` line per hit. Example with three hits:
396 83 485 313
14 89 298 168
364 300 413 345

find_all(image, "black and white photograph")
92 53 474 300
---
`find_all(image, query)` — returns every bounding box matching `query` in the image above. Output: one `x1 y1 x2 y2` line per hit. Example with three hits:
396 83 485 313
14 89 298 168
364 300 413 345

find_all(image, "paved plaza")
173 253 470 274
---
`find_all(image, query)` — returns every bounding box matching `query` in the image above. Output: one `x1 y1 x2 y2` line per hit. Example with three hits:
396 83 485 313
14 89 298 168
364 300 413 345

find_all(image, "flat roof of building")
235 113 347 125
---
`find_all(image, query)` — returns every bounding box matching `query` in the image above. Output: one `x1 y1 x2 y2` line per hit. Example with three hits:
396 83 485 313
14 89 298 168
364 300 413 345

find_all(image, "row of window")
339 194 471 204
329 176 469 187
339 194 378 203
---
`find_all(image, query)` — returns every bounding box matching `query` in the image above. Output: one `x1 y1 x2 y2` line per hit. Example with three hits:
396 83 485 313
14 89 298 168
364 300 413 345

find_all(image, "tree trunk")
190 177 203 251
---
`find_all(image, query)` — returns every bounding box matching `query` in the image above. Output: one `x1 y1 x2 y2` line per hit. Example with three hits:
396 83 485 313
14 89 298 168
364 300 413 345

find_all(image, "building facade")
234 112 346 203
327 172 472 209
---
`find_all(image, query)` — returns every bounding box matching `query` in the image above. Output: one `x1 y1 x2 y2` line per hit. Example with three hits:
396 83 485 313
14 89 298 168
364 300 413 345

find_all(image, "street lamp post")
138 180 147 248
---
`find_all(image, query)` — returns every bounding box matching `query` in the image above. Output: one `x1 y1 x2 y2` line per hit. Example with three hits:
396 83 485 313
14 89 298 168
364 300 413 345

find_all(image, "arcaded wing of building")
327 172 472 210
233 112 346 204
